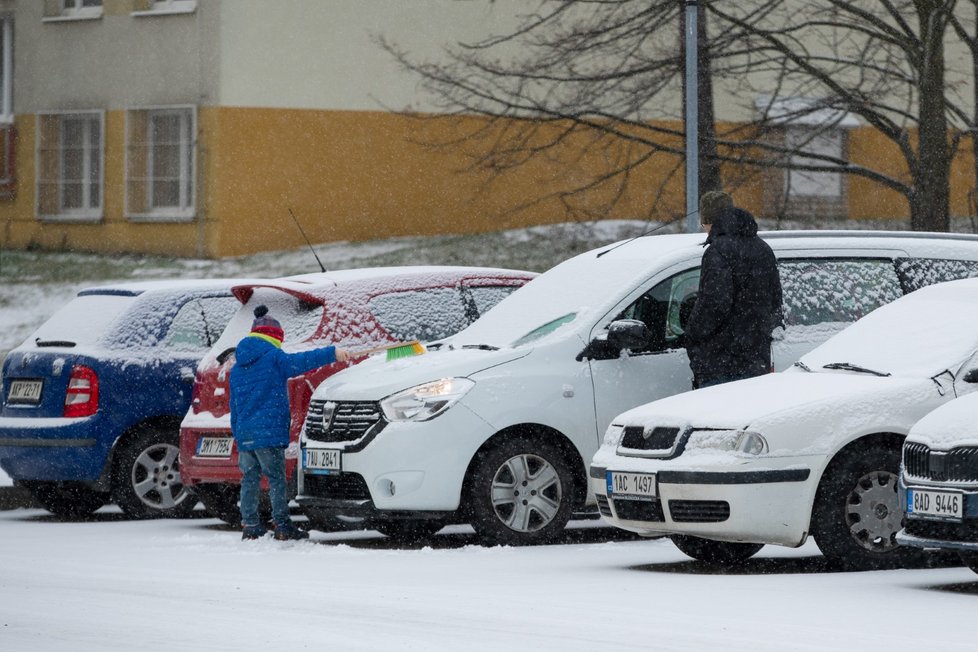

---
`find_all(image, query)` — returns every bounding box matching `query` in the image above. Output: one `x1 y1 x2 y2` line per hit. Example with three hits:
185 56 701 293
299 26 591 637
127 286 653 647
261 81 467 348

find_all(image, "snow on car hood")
311 346 530 401
906 392 978 449
613 371 933 439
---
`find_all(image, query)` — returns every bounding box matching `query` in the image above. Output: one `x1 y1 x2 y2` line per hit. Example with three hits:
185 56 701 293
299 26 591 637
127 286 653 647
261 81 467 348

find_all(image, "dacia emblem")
321 401 337 431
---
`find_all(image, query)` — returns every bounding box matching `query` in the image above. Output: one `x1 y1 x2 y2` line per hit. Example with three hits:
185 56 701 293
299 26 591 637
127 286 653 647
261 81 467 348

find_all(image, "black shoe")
274 523 309 541
241 525 268 540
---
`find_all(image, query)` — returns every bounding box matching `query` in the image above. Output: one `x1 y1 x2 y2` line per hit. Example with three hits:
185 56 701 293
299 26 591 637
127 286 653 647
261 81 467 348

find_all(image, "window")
785 127 842 198
126 106 196 220
370 288 470 343
132 0 197 15
896 258 978 293
44 0 102 20
616 268 700 353
778 259 901 327
163 297 239 353
0 16 11 123
36 111 104 220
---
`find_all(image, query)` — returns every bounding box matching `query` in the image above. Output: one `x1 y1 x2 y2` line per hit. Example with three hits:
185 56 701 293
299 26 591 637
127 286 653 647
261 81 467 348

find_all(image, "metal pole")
684 0 699 233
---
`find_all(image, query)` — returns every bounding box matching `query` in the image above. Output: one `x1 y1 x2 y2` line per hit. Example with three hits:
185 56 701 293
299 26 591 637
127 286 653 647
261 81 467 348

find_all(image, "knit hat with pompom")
251 305 284 342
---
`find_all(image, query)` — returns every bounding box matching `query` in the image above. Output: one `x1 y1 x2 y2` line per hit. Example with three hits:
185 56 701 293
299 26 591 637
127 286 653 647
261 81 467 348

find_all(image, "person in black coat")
685 191 783 389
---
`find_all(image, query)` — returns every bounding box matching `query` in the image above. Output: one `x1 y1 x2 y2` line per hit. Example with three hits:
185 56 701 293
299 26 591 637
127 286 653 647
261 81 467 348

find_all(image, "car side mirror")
963 368 978 383
607 319 653 352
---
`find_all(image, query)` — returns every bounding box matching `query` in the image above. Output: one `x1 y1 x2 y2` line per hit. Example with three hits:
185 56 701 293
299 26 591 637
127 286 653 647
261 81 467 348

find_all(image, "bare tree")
383 0 965 231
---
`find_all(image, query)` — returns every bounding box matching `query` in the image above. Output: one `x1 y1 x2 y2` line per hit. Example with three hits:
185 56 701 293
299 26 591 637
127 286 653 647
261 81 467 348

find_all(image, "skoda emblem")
321 401 337 431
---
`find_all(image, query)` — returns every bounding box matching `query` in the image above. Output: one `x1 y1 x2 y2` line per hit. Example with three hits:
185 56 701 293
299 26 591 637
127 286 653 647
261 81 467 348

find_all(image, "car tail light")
64 365 99 418
191 379 203 414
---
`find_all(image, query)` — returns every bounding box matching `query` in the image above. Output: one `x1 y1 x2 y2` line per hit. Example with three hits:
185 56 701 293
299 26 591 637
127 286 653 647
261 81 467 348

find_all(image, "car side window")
778 258 901 326
895 258 978 293
616 268 700 352
465 285 520 318
369 288 469 343
163 297 239 352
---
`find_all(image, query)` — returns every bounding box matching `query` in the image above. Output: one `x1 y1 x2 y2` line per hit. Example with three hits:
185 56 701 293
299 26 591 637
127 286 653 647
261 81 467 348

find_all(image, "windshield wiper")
793 361 812 372
822 362 890 377
462 344 499 351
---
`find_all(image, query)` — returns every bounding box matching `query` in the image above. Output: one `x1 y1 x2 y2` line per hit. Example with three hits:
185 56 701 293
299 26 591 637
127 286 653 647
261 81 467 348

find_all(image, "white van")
297 231 978 544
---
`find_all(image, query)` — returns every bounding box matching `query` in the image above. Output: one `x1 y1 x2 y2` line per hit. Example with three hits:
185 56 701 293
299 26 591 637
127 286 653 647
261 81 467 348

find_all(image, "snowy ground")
0 508 975 651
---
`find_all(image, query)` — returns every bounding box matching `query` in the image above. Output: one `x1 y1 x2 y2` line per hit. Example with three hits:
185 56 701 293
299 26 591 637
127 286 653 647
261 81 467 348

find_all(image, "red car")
179 266 535 523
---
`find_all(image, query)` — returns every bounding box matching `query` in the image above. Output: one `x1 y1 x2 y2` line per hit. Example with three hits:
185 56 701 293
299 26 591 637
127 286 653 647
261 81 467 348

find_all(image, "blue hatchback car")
0 280 246 518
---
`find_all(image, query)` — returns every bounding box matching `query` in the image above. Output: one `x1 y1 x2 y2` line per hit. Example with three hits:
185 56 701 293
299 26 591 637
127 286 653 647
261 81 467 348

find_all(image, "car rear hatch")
1 291 135 419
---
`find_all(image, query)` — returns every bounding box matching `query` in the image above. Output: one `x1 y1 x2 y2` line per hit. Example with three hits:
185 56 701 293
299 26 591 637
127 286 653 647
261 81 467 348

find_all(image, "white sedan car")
591 278 978 570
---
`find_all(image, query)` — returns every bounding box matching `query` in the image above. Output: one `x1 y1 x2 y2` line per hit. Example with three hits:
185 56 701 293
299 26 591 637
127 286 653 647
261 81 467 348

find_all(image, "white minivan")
297 231 978 544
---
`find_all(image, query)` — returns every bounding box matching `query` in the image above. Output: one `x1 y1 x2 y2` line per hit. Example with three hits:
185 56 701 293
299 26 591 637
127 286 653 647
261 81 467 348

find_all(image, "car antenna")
288 207 327 273
596 209 698 258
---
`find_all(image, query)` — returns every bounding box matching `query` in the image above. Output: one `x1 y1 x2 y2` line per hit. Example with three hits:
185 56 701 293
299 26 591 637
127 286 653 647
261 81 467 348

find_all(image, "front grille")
305 400 385 443
668 500 730 523
611 498 665 522
620 426 680 452
903 442 978 482
302 472 372 501
903 516 978 543
595 494 612 518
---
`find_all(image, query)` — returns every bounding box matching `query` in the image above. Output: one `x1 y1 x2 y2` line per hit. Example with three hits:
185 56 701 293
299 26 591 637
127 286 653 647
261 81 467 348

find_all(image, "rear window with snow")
27 294 133 348
896 258 978 293
779 259 901 326
162 297 239 353
211 289 325 354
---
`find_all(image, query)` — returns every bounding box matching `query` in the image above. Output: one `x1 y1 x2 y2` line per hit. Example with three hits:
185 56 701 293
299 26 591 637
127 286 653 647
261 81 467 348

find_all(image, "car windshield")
27 294 133 348
800 280 978 378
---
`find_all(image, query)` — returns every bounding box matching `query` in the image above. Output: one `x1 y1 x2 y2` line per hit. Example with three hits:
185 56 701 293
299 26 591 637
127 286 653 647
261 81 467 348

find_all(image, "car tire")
671 535 764 564
27 481 108 519
371 519 446 542
959 552 978 576
467 438 575 546
111 427 197 519
811 442 921 570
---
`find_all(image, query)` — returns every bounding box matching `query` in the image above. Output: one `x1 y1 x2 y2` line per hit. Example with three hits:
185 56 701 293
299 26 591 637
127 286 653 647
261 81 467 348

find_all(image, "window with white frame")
126 106 196 220
36 111 104 220
133 0 197 14
47 0 103 19
785 126 843 198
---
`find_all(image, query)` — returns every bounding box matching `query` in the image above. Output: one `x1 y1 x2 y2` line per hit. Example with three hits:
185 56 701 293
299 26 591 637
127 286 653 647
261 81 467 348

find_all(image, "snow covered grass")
0 507 975 651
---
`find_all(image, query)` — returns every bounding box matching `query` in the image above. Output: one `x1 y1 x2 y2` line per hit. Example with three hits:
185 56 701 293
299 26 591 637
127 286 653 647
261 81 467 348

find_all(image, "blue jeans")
238 447 290 528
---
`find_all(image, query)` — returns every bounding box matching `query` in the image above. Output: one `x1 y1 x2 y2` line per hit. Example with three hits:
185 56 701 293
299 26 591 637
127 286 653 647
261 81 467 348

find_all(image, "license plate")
7 379 43 405
196 437 233 458
607 471 656 501
303 448 341 474
907 488 964 520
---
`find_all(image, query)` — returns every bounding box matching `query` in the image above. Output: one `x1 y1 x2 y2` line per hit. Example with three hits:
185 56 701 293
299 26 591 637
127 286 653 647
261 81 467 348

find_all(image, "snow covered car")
297 231 978 545
896 391 978 575
591 277 978 569
179 267 535 525
0 280 248 518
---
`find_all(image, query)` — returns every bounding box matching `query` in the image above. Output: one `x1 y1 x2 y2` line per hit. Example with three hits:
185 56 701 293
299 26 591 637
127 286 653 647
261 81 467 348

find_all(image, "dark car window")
369 288 469 342
778 259 901 326
163 297 239 352
896 257 978 293
615 268 700 353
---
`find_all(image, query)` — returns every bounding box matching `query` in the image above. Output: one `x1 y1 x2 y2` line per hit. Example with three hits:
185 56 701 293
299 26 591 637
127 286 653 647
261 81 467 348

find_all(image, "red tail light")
64 365 99 418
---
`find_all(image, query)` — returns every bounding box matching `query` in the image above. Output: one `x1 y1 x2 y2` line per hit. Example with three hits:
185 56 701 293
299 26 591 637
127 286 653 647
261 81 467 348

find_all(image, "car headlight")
380 378 475 422
685 429 768 455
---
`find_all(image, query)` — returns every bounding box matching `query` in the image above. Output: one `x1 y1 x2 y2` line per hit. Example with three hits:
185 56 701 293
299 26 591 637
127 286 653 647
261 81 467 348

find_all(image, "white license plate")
303 448 341 474
196 437 233 458
7 379 43 404
607 471 656 501
907 488 964 520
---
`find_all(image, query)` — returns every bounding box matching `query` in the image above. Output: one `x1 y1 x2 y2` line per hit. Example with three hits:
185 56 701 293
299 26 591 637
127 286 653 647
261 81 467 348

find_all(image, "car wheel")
371 519 446 542
111 427 196 519
27 481 108 519
811 443 921 570
467 438 574 545
959 552 978 576
671 534 764 564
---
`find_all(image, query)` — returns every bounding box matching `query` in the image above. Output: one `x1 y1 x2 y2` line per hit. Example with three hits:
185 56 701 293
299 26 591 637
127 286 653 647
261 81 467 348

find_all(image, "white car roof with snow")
77 278 267 296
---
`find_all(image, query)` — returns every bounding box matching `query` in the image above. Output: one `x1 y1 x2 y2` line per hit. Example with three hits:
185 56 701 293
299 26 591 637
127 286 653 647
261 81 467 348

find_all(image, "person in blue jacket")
230 305 349 540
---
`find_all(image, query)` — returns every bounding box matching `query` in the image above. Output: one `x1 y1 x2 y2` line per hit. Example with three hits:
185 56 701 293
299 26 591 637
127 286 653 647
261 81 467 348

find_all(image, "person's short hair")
699 190 733 225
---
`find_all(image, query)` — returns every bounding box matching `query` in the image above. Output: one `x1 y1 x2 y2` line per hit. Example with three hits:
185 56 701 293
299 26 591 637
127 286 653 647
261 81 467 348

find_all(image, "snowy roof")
77 278 264 297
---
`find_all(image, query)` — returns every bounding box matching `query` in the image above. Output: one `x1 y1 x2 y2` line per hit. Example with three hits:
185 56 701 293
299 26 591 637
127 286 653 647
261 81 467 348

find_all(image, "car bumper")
588 456 816 547
298 402 493 517
180 426 300 485
0 415 106 481
897 479 978 553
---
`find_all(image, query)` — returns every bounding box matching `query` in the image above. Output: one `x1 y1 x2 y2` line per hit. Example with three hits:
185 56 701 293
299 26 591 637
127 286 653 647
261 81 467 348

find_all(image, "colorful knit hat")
251 305 284 342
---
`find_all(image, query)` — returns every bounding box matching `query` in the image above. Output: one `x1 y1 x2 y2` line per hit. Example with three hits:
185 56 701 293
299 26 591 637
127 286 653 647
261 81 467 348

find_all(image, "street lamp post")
684 0 699 233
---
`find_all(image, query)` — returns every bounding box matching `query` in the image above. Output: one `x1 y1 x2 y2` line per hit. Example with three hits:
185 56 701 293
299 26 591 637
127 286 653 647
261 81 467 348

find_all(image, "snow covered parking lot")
0 508 976 651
